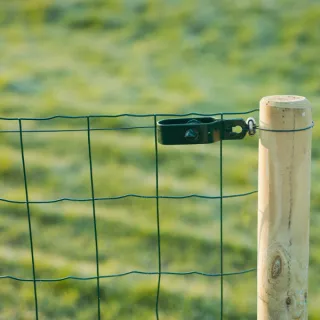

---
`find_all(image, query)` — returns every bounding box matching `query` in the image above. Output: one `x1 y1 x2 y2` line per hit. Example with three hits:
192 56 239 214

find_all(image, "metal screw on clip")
184 119 200 142
184 129 199 142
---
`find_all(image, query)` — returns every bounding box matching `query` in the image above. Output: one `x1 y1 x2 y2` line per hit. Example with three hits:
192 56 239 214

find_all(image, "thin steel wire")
0 108 259 121
219 114 224 320
87 117 101 319
18 120 39 320
0 126 154 133
256 121 314 132
0 121 313 135
154 115 162 320
0 268 256 282
0 109 263 320
0 190 258 204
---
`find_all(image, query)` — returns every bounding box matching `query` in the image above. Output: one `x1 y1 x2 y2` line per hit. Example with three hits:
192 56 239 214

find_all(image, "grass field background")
0 1 319 319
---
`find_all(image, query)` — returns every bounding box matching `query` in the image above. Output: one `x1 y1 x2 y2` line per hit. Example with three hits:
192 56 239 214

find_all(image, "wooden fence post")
258 95 312 319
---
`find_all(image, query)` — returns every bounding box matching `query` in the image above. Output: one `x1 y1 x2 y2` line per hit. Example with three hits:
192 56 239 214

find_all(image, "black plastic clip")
157 117 252 145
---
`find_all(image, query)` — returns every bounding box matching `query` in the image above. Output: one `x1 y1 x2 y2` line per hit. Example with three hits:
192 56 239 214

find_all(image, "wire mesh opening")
0 110 259 319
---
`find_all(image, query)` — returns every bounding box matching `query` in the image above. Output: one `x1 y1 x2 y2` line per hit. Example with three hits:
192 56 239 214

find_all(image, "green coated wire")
18 120 39 320
0 121 313 135
0 190 258 204
0 268 256 282
154 115 162 320
219 114 224 320
0 108 272 319
0 126 154 133
87 117 101 319
256 121 314 132
0 108 259 121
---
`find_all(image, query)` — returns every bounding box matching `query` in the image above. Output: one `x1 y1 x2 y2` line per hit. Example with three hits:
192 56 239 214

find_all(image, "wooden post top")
260 95 312 109
259 95 312 131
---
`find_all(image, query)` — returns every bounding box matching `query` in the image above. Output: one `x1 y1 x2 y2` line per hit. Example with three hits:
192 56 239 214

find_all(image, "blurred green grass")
0 0 319 319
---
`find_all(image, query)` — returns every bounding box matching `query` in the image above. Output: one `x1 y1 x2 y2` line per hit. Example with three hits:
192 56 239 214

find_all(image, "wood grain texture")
258 96 312 320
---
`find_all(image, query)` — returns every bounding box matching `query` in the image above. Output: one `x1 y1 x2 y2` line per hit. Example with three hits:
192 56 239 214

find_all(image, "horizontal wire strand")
256 121 314 133
0 118 313 135
0 268 256 282
0 124 314 134
1 125 314 134
0 190 257 204
0 109 259 121
0 126 154 133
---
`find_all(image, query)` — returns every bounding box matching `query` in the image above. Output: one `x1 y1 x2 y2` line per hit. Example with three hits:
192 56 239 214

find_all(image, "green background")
0 1 319 319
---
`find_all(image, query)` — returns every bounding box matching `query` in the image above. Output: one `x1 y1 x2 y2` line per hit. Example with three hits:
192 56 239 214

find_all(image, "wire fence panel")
0 109 260 319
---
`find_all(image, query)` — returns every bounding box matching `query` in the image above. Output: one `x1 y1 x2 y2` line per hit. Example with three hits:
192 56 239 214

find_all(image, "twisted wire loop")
1 108 260 319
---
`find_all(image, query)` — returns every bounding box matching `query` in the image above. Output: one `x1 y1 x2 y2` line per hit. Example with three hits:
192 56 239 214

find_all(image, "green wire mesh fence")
0 109 260 320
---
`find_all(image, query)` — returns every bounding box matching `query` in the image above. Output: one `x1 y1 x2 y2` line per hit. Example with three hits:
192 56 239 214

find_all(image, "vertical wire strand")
219 114 224 320
86 117 101 319
19 119 39 320
154 116 162 320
